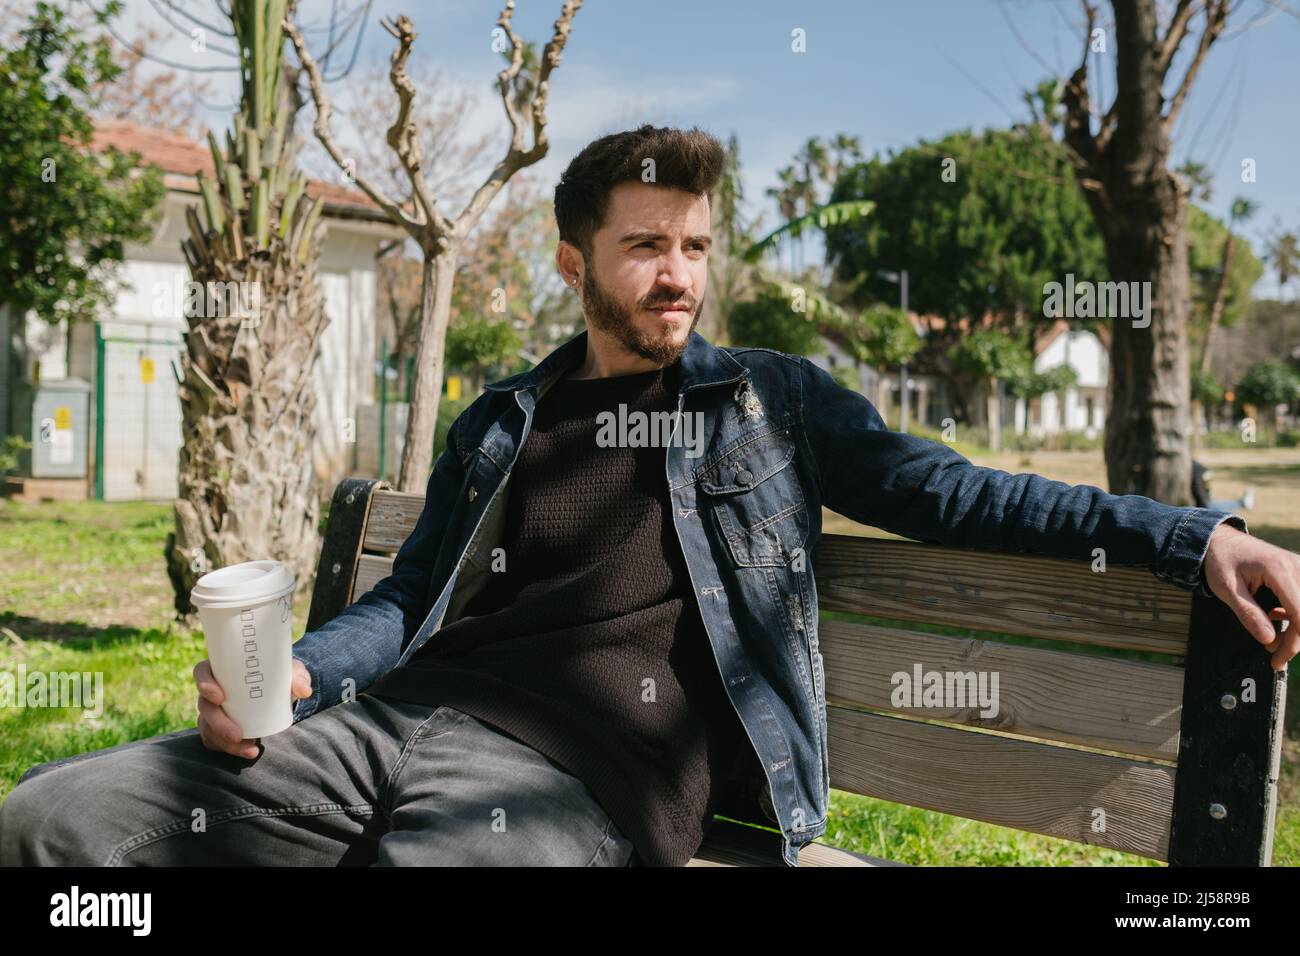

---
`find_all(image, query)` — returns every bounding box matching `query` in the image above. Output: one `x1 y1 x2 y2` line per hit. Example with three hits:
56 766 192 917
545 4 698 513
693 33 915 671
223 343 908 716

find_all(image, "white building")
1013 321 1109 437
806 316 1109 437
1 120 403 501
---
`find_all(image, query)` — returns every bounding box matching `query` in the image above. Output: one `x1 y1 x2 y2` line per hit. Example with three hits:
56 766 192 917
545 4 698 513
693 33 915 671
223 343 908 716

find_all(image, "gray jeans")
0 693 637 867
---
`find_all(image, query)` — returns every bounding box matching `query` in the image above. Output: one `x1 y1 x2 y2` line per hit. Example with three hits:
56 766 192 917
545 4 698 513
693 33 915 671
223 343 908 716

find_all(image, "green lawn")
2 448 1297 866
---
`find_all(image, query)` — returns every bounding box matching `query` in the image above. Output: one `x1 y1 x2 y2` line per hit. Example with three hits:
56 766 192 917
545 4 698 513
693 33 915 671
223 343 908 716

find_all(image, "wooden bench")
307 476 1287 866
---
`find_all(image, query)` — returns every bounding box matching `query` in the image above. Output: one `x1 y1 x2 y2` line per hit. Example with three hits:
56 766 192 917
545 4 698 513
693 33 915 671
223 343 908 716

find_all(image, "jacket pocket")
699 426 808 568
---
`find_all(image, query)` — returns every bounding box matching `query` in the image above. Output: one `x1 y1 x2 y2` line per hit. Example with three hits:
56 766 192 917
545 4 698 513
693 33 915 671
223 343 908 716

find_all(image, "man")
2 124 1297 868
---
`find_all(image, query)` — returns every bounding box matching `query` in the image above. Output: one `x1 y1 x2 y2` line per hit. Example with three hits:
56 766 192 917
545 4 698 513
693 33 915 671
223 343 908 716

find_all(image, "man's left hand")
1202 522 1300 672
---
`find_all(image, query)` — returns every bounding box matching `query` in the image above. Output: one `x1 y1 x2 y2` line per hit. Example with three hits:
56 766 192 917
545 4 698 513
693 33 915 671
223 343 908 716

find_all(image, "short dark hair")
554 124 726 261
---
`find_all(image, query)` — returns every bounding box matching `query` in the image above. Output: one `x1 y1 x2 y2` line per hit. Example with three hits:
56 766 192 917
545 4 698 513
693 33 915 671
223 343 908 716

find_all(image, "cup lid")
190 560 296 610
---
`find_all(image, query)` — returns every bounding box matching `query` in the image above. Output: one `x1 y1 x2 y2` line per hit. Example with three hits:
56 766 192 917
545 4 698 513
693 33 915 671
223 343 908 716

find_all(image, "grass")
1 445 1297 866
0 499 312 796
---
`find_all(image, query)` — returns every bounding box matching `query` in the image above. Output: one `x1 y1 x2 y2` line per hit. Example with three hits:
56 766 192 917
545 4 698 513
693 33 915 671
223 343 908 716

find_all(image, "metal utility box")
12 378 91 478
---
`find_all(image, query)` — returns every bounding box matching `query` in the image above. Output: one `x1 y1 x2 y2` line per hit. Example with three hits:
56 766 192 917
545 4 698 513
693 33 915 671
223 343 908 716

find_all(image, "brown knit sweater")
366 360 751 866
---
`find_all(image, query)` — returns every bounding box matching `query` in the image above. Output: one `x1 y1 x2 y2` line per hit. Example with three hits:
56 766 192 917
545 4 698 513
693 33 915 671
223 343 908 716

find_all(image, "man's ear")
556 240 585 288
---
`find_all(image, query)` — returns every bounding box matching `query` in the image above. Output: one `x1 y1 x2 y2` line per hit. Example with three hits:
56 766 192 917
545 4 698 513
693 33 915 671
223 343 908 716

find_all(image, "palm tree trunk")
166 0 326 617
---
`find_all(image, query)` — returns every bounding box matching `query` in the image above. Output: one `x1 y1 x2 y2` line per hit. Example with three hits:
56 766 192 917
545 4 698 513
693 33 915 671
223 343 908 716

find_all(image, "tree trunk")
1101 169 1193 503
165 0 326 617
1199 233 1236 378
166 263 325 616
397 243 460 492
986 377 1001 452
1058 0 1227 504
876 368 891 428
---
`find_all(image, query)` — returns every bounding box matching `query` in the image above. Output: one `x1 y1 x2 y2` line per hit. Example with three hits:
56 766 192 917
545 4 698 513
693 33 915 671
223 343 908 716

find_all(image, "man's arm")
797 357 1240 589
290 416 469 720
797 357 1300 670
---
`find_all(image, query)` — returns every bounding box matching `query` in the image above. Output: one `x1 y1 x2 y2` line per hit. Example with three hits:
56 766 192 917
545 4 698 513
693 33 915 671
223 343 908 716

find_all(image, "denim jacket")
290 329 1244 866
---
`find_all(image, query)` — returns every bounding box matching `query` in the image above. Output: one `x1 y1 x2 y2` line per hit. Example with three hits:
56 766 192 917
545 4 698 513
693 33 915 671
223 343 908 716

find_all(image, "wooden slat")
352 553 395 600
826 706 1176 861
820 619 1185 760
815 535 1191 655
685 819 901 867
363 489 425 552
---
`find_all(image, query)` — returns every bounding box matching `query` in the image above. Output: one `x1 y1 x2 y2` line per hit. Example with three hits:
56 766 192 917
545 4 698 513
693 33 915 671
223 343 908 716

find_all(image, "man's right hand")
194 658 312 759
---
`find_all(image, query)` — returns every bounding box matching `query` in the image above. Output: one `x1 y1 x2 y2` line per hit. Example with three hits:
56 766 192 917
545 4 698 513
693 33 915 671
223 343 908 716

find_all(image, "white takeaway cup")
190 560 296 739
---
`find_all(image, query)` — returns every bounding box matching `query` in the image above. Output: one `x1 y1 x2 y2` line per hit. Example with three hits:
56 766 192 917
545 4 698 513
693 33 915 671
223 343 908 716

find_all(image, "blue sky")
120 0 1300 293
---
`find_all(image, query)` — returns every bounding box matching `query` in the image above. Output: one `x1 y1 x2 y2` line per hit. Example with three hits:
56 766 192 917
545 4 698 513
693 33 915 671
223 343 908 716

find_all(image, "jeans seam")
583 817 620 867
378 705 459 824
105 802 375 865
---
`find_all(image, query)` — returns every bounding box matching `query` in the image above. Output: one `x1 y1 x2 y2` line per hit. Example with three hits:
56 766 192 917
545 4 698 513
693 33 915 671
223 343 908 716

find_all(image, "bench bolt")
1209 802 1227 820
1219 693 1237 711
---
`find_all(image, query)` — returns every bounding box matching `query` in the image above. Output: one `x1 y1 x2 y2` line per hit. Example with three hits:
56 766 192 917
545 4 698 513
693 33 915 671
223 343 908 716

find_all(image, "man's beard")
580 262 703 365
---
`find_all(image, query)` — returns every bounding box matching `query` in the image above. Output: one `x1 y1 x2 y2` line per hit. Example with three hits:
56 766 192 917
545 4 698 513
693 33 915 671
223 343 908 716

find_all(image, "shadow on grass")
1209 463 1300 480
0 612 173 648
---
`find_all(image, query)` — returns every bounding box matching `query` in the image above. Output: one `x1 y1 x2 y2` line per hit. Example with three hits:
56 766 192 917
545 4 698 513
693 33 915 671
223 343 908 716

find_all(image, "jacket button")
735 465 752 486
468 486 478 502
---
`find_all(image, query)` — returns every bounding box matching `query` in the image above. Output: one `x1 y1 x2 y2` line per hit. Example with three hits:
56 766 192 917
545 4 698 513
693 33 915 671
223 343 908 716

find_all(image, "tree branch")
1061 0 1101 178
1163 0 1229 135
456 0 582 231
283 16 424 236
1156 0 1198 77
378 15 449 240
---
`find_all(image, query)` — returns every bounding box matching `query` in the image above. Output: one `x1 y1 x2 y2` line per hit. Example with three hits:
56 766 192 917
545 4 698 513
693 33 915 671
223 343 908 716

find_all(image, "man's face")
567 181 711 365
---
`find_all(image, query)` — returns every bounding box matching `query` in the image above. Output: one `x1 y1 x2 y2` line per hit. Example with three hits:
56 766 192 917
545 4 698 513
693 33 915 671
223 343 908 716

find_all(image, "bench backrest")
307 476 1286 865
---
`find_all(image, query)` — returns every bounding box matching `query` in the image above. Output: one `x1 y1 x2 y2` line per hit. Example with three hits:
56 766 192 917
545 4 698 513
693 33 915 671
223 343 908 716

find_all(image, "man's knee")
0 753 132 866
1 768 65 865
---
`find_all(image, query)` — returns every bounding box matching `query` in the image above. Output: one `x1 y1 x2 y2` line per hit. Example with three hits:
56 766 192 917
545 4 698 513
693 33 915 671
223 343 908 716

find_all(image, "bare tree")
91 21 216 139
1061 0 1232 503
298 57 495 215
287 0 582 493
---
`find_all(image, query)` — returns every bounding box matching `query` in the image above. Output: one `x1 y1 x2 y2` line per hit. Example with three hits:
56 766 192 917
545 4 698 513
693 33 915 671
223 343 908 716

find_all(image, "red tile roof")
90 118 383 216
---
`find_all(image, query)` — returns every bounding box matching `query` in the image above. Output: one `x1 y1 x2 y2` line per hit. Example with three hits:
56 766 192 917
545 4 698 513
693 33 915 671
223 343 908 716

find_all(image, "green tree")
825 125 1106 337
1190 368 1225 410
824 125 1106 427
1236 359 1299 435
1263 229 1299 299
0 1 164 325
947 329 1036 451
1195 198 1260 379
0 435 33 479
446 319 522 392
705 132 761 344
727 289 823 357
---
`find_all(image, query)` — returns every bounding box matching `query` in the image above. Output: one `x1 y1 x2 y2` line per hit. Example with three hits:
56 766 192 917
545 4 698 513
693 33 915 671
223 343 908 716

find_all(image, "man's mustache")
642 295 696 310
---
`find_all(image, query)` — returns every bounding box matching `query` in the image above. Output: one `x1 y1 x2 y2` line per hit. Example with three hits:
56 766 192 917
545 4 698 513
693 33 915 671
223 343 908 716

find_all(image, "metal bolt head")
1220 693 1237 711
468 485 477 501
331 561 342 575
1209 802 1228 820
345 492 356 505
